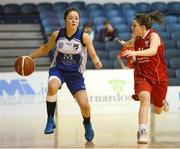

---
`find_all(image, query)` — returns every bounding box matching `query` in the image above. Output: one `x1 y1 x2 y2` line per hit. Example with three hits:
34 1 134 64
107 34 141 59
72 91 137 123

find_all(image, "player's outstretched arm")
83 33 102 69
29 30 59 59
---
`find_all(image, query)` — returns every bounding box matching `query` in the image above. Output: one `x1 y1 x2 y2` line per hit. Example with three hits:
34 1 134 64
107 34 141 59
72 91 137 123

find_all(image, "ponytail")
148 11 164 25
134 11 164 29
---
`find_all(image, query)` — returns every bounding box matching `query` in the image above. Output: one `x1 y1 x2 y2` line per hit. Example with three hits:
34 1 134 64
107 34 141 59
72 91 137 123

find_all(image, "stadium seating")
150 2 167 12
175 69 180 79
168 78 180 86
135 2 151 13
167 1 180 15
105 41 121 51
70 1 86 10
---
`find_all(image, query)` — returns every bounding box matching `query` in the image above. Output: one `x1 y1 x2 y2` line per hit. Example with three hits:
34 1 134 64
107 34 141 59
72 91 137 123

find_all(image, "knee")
154 109 162 115
80 102 90 112
139 93 150 105
48 82 59 96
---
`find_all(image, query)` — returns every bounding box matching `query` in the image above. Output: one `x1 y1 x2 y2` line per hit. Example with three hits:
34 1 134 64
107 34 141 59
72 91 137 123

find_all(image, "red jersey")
134 29 168 81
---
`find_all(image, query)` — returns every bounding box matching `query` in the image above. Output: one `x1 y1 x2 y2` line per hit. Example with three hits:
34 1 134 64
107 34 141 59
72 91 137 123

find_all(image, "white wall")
0 0 176 5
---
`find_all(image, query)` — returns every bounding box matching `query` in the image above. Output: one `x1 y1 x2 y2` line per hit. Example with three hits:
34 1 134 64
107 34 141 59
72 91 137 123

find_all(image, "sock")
139 124 147 132
83 116 90 124
46 101 56 118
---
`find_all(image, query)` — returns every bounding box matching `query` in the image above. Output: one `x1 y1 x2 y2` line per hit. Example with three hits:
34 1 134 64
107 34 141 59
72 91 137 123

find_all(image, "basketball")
15 56 35 76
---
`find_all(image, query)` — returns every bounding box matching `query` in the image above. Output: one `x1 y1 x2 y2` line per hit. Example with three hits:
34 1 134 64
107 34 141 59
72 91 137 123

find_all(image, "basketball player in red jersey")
121 11 169 144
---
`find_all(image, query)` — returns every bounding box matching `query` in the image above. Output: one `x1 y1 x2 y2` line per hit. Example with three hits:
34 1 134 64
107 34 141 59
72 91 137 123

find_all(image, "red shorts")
134 76 168 107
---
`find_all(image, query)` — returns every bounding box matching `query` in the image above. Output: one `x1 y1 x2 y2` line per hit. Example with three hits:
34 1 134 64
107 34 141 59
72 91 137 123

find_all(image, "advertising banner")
0 70 180 117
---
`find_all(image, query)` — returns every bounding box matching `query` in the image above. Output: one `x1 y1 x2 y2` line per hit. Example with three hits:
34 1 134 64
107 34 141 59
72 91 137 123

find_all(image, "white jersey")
51 28 87 74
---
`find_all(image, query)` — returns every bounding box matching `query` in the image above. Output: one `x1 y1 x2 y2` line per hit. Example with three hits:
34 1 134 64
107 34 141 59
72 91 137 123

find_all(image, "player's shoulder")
52 30 60 37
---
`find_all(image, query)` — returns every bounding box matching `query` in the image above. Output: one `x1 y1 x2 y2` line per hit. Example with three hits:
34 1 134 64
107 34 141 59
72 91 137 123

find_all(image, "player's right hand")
94 61 102 69
118 40 126 45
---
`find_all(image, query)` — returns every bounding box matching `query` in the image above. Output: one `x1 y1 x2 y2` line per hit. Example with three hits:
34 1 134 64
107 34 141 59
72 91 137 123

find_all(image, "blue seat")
164 40 177 49
42 18 59 27
165 50 180 59
169 58 180 69
109 50 120 60
90 10 105 18
178 16 180 23
44 25 59 36
86 61 94 69
56 12 64 20
92 17 106 26
171 32 180 40
101 59 113 69
119 32 131 41
123 9 137 19
167 1 180 15
54 2 69 12
126 16 134 25
119 3 134 13
150 2 167 12
0 5 4 14
159 31 170 40
110 17 126 26
168 77 180 86
0 5 4 23
124 9 137 18
21 3 38 14
135 2 150 13
164 16 178 24
79 18 91 28
113 59 121 69
115 24 130 33
105 41 121 51
38 3 54 12
152 24 165 31
165 58 169 67
70 1 86 10
103 3 118 11
20 3 39 23
40 11 57 20
4 4 21 14
96 51 109 60
3 4 21 23
95 25 104 33
175 69 180 79
168 68 175 78
106 10 120 19
86 3 103 11
177 41 180 49
58 18 65 27
93 41 105 51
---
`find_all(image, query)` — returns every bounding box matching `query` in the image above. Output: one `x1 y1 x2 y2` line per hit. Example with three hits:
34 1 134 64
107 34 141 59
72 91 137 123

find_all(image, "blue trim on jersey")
56 28 84 42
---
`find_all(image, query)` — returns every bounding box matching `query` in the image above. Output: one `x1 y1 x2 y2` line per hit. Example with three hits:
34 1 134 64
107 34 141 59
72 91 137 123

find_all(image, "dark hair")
134 11 164 29
83 22 92 29
64 7 80 20
103 19 111 25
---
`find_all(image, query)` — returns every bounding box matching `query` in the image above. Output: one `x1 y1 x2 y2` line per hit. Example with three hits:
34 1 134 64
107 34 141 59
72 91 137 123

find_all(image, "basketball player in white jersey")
29 7 102 142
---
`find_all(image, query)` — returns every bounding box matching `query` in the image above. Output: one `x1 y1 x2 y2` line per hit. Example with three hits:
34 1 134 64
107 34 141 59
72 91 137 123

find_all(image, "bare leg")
138 91 151 125
74 90 94 142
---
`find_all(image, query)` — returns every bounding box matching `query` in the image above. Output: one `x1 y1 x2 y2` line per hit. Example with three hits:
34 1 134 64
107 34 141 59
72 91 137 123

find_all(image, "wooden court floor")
0 113 180 148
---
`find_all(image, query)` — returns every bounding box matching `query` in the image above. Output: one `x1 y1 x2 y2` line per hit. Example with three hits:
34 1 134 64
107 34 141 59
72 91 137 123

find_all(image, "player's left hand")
121 50 136 57
95 61 102 69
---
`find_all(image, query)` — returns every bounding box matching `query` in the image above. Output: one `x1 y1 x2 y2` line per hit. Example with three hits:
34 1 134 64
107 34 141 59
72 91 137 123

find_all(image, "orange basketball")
15 56 35 76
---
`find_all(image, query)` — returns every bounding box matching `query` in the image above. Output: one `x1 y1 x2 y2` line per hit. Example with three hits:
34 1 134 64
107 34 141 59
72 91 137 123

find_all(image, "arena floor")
0 112 180 148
